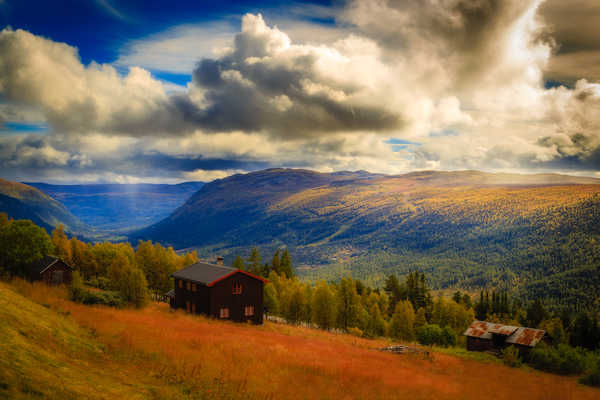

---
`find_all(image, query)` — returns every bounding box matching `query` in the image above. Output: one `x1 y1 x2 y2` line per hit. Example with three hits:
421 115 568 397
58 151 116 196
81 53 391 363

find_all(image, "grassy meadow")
2 280 600 400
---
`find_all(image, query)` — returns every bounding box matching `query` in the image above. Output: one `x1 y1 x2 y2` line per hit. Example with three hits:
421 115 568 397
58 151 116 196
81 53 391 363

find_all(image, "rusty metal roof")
505 327 546 347
487 323 519 336
463 321 493 339
463 321 546 348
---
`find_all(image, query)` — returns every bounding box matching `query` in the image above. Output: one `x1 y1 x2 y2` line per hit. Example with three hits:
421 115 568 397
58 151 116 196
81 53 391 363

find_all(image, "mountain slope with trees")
0 179 89 235
132 169 600 309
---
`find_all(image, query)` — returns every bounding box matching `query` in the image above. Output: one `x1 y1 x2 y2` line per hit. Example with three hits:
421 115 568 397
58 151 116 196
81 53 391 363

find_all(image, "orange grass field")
5 281 600 400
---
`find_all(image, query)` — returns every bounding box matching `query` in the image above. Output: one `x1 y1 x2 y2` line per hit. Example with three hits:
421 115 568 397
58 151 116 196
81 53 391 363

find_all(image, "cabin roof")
28 255 73 275
505 327 547 347
464 321 546 347
171 262 268 286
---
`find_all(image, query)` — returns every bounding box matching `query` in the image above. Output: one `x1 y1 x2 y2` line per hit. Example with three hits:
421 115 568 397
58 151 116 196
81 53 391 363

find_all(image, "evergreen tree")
280 249 294 278
526 299 548 328
247 247 262 274
271 250 281 274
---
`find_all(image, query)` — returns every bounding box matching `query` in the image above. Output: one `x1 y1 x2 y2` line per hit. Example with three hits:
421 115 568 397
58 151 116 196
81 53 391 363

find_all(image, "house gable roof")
463 320 546 347
171 262 268 286
29 255 73 275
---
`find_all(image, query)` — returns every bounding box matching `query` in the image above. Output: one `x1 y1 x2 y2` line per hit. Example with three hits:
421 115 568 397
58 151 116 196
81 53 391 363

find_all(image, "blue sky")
0 0 599 183
0 0 335 87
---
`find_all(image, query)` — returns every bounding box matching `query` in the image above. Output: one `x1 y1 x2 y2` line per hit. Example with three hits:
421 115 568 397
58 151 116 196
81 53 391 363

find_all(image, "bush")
501 346 522 368
71 271 124 307
79 290 124 307
441 326 457 347
529 343 588 375
416 324 455 347
580 368 600 387
86 276 111 290
347 327 363 337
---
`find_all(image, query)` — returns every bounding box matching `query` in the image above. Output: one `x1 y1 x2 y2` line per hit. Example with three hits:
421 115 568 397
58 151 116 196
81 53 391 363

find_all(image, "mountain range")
2 168 600 309
132 168 600 308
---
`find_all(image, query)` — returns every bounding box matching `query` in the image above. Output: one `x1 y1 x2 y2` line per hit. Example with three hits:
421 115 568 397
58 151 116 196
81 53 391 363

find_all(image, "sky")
0 0 599 183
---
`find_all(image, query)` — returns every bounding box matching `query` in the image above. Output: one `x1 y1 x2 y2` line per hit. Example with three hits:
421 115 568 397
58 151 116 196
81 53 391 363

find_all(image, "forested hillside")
133 169 600 310
0 179 89 235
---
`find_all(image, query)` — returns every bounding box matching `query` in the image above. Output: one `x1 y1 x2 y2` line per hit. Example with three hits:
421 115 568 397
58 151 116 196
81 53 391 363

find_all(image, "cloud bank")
0 0 599 183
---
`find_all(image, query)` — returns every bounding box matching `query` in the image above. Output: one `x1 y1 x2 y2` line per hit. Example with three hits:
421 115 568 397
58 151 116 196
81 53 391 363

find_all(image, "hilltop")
132 169 600 308
0 179 89 235
2 280 598 400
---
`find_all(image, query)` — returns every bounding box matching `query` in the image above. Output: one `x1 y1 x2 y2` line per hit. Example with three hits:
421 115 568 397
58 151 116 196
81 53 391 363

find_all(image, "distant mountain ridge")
27 181 204 233
0 179 89 235
132 168 600 308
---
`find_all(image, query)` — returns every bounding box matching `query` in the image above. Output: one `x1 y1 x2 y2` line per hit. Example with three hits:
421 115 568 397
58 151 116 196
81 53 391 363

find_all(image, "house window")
191 303 196 313
244 305 254 317
186 281 191 291
186 301 191 313
219 308 229 318
192 283 197 292
178 280 183 288
232 282 243 295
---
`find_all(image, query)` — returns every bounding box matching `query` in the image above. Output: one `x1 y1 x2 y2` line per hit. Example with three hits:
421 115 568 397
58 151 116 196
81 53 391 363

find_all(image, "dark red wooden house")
167 260 268 324
28 255 73 285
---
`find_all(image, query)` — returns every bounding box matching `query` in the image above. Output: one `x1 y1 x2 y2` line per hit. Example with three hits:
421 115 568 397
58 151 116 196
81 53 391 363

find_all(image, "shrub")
529 343 588 375
86 276 111 290
71 272 124 307
417 324 445 347
347 327 363 337
580 368 600 387
501 346 522 368
441 326 457 347
79 290 124 307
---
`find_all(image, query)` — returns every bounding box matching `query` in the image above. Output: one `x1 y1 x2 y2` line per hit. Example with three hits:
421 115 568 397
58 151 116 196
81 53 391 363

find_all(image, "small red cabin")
28 255 73 285
168 261 268 324
464 321 549 358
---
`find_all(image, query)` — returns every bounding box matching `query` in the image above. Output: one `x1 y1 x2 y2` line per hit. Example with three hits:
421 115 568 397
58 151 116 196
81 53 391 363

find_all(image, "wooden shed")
464 320 548 358
28 255 73 285
169 260 268 324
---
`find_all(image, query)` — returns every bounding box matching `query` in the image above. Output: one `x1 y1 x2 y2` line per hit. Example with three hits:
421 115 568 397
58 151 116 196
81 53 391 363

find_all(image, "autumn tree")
311 281 337 330
232 255 245 270
51 224 71 263
389 300 415 341
0 219 53 276
336 278 362 330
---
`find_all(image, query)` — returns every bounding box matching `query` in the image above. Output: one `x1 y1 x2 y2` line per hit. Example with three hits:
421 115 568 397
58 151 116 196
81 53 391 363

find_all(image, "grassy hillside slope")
27 182 204 233
0 179 89 235
0 282 194 399
133 169 600 308
2 280 599 400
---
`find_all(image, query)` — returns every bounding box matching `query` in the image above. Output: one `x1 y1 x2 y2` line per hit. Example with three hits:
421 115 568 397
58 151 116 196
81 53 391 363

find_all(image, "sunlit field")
2 280 598 400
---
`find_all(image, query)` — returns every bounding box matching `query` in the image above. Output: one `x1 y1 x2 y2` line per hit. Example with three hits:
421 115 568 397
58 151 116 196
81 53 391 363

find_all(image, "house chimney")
216 256 224 266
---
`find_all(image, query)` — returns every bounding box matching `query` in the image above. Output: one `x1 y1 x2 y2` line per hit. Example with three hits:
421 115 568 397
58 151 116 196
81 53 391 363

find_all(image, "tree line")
0 214 198 308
